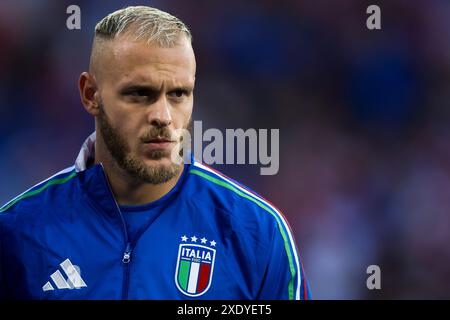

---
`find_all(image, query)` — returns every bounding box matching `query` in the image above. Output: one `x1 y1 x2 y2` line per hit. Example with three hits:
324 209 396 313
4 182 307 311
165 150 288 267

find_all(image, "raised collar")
75 131 96 173
74 132 192 217
74 132 118 217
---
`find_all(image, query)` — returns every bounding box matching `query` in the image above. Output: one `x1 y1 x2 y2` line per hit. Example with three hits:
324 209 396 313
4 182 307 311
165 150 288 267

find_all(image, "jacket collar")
75 132 96 173
74 132 192 217
74 132 120 218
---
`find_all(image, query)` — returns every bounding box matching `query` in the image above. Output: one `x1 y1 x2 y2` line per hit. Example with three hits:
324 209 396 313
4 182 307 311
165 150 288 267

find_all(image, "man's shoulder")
0 166 78 218
187 161 286 228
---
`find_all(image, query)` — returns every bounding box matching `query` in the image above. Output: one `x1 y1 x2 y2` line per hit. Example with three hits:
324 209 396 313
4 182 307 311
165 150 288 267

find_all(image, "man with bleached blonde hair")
0 6 310 300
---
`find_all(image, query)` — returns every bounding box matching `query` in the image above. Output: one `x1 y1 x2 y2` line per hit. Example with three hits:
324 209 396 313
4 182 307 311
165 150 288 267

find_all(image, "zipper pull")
122 243 132 264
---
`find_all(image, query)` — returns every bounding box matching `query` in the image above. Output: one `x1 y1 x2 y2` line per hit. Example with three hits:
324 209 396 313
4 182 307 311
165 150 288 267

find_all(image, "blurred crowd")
1 0 449 299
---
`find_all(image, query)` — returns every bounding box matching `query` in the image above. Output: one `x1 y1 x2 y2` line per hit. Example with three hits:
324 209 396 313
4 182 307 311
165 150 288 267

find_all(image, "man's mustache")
140 127 177 143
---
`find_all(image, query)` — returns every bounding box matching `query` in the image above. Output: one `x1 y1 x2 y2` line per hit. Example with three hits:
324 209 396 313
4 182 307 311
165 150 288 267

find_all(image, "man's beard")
97 104 184 185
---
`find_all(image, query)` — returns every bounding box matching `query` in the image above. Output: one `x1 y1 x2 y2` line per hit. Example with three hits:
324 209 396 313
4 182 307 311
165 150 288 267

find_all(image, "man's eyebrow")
119 83 194 92
119 84 160 92
170 85 194 92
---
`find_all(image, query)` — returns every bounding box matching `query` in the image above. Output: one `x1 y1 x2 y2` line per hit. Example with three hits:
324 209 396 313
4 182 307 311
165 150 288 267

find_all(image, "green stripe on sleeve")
0 171 77 213
190 168 297 300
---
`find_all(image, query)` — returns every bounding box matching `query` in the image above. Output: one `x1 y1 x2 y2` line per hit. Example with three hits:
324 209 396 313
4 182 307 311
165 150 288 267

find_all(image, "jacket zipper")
122 242 132 299
99 163 132 300
98 163 175 299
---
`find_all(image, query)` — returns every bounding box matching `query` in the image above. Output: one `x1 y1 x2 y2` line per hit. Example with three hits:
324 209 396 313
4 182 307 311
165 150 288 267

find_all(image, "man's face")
95 35 195 184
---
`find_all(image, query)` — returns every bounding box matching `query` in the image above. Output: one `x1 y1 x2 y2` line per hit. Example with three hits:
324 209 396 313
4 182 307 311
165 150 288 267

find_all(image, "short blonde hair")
94 6 192 47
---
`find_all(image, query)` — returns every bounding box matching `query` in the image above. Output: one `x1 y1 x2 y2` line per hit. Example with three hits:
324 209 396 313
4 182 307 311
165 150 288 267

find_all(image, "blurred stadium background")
1 0 449 299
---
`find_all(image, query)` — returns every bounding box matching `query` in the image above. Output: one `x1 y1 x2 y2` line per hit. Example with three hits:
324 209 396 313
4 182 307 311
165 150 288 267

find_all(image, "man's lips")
143 138 175 150
145 139 172 143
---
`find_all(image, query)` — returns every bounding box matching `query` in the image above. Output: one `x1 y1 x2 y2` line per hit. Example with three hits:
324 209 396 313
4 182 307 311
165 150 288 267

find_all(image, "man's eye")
129 90 148 97
169 90 187 98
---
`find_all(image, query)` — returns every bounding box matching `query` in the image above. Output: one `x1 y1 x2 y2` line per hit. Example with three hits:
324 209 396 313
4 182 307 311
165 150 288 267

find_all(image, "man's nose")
148 96 172 127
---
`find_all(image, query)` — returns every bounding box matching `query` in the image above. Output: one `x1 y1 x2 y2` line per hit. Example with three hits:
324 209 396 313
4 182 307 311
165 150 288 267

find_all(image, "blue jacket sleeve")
257 224 311 300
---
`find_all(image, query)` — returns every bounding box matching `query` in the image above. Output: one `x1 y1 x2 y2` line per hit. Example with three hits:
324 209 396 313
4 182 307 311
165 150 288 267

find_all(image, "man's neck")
95 150 183 207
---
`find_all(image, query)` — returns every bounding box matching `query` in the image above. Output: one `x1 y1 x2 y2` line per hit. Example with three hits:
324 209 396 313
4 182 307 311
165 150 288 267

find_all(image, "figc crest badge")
175 235 216 297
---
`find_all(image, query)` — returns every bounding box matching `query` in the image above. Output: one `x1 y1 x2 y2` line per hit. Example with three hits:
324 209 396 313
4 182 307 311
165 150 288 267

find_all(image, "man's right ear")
79 72 100 116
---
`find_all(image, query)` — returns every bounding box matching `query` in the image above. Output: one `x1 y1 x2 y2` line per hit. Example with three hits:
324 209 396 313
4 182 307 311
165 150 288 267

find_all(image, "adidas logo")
42 258 87 292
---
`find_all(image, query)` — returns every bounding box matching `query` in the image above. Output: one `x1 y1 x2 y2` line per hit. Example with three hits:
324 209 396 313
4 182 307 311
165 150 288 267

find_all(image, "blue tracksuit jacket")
0 133 310 300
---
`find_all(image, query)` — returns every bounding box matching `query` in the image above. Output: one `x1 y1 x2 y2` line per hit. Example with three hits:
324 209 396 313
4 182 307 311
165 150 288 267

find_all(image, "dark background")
1 0 449 299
